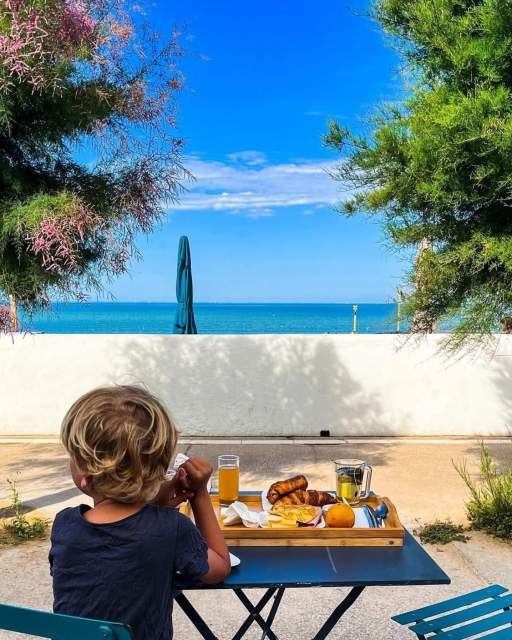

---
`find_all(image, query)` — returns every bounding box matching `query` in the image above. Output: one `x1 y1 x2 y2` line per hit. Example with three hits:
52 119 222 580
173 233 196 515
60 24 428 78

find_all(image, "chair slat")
0 603 133 640
471 625 512 640
392 585 508 625
410 593 512 634
433 609 512 640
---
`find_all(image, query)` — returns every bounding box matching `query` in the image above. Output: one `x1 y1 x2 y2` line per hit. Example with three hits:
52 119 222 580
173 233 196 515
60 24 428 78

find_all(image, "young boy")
49 385 230 640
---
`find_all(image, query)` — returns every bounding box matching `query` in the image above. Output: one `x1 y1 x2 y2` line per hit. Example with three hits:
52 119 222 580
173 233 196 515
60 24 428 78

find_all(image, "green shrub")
416 519 469 545
454 445 512 539
1 478 48 543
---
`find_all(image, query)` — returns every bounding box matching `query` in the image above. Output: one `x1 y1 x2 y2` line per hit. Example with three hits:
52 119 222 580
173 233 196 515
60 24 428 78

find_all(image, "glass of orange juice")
218 455 239 506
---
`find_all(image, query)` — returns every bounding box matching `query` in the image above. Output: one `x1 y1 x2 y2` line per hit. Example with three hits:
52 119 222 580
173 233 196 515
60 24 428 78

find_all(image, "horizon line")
44 300 399 305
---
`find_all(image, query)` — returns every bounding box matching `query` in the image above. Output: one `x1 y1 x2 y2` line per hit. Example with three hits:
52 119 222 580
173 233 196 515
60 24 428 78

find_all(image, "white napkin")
173 453 190 469
353 508 371 528
168 453 212 493
221 501 269 528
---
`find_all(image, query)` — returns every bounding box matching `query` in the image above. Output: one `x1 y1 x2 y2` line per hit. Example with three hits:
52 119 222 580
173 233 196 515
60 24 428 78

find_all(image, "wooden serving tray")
180 494 404 547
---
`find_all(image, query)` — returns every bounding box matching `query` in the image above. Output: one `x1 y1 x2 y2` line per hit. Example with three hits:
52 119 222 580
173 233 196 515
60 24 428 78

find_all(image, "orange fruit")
325 503 355 528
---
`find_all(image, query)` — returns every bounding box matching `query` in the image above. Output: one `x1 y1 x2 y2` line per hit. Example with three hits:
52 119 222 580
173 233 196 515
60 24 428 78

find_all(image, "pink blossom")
0 0 97 90
0 305 12 333
59 2 96 47
0 0 48 89
109 20 133 44
26 203 102 272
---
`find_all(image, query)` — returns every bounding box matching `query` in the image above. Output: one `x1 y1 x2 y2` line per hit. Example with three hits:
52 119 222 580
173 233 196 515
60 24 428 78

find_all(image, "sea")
21 302 411 334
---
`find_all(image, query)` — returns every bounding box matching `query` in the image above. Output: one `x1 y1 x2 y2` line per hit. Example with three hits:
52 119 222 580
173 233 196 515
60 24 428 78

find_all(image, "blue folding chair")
0 603 133 639
393 584 512 639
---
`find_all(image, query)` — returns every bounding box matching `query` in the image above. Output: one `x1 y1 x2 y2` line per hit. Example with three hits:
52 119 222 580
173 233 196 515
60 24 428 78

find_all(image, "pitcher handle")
359 464 373 499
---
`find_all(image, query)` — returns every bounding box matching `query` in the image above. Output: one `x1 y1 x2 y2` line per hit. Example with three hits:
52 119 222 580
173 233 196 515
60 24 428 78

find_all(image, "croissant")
273 490 307 505
275 489 336 507
305 490 337 506
267 475 308 504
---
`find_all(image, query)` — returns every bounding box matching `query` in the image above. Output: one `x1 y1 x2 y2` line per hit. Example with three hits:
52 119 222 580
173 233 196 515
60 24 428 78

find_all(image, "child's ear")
80 475 93 493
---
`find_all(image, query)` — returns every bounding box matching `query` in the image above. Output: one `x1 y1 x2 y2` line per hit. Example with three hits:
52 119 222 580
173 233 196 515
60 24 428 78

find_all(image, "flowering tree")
0 0 186 317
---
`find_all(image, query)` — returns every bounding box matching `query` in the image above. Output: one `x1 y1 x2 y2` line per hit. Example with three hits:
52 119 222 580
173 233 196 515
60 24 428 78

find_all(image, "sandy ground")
2 438 512 524
0 439 511 639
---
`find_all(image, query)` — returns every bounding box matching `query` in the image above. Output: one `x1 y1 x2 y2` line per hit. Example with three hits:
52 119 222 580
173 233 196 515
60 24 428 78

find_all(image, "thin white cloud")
226 150 268 166
246 208 274 219
305 110 347 119
171 154 345 215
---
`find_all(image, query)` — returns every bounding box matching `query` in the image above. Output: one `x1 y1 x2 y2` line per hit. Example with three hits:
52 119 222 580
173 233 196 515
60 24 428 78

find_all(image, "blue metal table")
176 531 450 640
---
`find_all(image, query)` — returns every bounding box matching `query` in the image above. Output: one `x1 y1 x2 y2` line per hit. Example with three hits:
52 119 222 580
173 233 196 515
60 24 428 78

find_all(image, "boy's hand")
181 457 213 496
151 467 194 508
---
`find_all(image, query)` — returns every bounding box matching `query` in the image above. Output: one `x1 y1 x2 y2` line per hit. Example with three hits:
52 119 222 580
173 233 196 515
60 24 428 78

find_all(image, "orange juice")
219 466 239 505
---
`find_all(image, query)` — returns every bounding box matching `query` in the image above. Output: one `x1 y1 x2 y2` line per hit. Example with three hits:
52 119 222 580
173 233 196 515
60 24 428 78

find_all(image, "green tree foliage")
0 0 185 314
326 0 512 346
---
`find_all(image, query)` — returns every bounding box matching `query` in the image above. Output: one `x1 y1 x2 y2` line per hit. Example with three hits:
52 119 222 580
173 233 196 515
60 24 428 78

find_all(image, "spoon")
375 502 389 526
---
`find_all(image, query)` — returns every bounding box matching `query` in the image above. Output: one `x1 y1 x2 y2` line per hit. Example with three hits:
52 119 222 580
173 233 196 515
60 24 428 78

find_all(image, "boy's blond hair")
61 385 177 503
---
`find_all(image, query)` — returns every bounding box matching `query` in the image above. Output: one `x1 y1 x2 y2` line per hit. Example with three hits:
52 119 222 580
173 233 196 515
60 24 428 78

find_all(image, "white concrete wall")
1 333 512 436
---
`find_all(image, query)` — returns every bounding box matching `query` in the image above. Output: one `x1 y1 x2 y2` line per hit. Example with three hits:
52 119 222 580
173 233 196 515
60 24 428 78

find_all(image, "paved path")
2 439 512 524
0 439 511 639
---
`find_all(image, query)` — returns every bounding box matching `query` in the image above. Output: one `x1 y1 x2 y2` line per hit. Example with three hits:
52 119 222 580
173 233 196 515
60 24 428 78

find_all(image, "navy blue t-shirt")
49 504 208 640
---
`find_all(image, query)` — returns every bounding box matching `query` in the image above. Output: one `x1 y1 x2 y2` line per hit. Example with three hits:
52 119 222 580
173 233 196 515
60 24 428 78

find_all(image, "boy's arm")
179 457 231 584
190 487 231 583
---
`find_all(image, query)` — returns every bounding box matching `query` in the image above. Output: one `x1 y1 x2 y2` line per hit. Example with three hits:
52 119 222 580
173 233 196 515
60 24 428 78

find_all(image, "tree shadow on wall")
484 347 512 470
114 335 393 439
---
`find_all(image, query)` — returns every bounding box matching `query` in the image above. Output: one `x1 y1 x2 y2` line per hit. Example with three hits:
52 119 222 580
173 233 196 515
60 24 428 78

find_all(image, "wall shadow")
0 487 80 517
491 357 512 441
118 335 387 433
115 335 394 472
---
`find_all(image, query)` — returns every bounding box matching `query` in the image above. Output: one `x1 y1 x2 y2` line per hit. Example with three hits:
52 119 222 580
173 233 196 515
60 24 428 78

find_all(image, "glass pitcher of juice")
334 459 372 504
218 455 239 506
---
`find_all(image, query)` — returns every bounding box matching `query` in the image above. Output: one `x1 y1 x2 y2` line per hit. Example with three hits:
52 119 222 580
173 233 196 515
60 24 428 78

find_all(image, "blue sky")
110 0 405 303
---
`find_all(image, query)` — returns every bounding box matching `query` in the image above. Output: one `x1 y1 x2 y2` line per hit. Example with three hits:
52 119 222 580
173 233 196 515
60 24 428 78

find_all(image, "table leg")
311 586 365 640
175 592 219 640
233 588 280 640
176 585 364 640
261 588 285 640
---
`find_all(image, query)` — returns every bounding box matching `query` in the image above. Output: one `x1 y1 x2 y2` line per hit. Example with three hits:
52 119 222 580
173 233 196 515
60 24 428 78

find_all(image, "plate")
261 490 328 528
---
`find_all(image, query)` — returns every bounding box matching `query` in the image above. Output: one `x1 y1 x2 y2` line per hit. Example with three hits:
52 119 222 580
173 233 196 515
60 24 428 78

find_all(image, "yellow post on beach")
352 304 358 334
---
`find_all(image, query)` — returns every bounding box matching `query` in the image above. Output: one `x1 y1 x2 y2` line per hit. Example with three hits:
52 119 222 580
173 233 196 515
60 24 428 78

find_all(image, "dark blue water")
23 302 407 334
